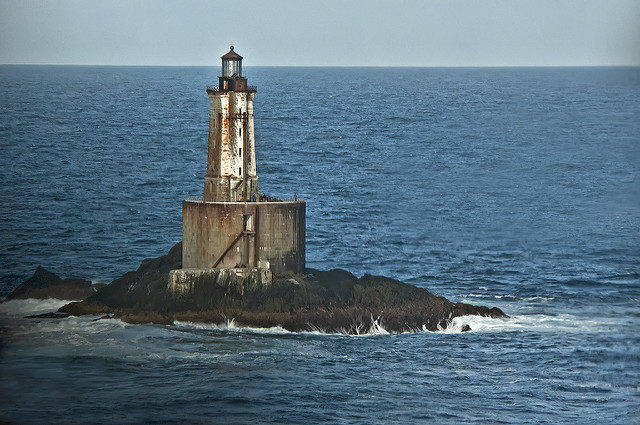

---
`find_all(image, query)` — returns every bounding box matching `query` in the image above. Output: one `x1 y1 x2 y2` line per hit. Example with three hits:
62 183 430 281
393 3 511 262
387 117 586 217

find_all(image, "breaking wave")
175 314 391 336
2 298 630 338
435 313 626 334
0 298 73 317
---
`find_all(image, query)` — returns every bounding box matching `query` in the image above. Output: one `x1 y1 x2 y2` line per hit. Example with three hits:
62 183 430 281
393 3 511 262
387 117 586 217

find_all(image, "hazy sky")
1 0 638 66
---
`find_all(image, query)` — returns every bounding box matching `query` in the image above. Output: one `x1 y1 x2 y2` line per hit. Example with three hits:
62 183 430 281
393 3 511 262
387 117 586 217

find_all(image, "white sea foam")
433 312 627 334
464 293 554 301
436 315 514 333
174 314 392 337
0 298 74 317
366 316 390 335
175 319 294 335
0 298 625 339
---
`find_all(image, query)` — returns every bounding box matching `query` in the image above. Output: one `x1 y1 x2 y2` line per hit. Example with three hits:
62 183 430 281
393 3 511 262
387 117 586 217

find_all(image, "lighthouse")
204 46 258 202
178 46 305 277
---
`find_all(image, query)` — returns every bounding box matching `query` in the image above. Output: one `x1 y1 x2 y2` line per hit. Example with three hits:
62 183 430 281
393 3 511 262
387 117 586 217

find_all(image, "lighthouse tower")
204 46 258 202
179 46 305 276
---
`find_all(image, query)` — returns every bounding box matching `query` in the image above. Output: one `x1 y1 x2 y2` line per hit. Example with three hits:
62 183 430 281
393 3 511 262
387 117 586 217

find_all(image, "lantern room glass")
222 59 242 77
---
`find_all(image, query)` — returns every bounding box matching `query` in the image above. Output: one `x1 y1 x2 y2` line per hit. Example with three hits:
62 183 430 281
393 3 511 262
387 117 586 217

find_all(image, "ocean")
0 65 639 423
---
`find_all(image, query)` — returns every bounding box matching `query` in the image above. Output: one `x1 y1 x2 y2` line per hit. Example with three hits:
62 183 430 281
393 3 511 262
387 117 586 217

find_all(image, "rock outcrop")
55 242 507 333
5 266 105 301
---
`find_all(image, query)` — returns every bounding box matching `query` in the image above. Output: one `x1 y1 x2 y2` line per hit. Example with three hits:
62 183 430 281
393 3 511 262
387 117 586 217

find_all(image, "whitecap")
434 312 629 334
174 314 392 337
175 320 295 335
0 298 74 317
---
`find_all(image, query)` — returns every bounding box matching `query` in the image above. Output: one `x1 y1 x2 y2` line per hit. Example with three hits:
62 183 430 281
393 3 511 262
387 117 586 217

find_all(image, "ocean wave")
0 298 74 317
2 299 630 339
173 313 610 336
435 313 631 334
604 272 640 280
175 319 293 335
463 293 555 301
174 315 392 337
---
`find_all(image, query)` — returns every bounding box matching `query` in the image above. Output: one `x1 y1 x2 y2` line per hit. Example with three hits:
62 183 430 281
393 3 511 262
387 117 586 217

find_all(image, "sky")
0 0 638 66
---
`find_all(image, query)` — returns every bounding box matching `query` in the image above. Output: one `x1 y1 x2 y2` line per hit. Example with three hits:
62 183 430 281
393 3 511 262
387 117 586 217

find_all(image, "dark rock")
58 242 508 334
115 311 175 326
461 324 472 332
92 315 113 322
25 312 71 319
5 266 105 301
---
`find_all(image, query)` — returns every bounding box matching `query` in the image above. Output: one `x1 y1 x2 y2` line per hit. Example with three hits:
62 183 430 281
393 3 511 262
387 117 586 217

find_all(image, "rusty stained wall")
182 200 305 274
205 91 257 179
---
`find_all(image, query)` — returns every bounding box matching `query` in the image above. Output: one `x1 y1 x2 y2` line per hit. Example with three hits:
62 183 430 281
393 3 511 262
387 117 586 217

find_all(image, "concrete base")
168 268 273 303
182 200 305 274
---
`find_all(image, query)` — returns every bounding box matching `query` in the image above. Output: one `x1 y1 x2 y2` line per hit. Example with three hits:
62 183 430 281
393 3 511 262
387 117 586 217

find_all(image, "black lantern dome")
221 45 242 77
211 45 255 93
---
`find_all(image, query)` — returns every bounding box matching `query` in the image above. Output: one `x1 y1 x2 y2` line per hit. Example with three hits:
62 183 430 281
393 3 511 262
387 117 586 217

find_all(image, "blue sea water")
0 65 639 424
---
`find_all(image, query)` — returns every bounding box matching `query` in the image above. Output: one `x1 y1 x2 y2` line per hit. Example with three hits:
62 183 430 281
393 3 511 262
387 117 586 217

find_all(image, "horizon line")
1 63 639 68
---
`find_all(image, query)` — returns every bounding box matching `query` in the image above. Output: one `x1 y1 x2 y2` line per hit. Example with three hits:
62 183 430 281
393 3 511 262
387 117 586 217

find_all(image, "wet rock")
5 266 105 301
57 242 508 334
461 324 472 332
92 315 113 322
25 312 71 319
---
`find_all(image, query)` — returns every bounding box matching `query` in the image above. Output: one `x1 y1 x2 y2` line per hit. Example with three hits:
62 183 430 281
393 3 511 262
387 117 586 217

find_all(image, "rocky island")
7 242 508 334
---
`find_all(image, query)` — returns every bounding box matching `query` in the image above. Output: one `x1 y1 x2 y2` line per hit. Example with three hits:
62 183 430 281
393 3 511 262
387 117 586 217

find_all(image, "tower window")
239 148 242 157
244 214 253 232
239 167 242 176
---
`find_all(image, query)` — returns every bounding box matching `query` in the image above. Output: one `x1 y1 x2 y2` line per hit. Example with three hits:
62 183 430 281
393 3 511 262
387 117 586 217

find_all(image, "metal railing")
185 195 304 203
205 85 257 92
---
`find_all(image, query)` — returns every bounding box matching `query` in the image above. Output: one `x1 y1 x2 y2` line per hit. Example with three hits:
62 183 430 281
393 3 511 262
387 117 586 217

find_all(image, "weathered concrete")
182 200 305 275
169 268 272 296
203 176 258 204
204 90 258 202
168 268 272 309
